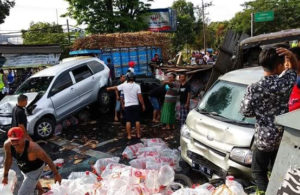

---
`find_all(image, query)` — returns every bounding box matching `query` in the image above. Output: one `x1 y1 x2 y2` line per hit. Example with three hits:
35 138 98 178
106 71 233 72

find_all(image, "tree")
171 0 196 52
229 0 300 35
63 0 153 33
206 21 229 49
22 22 67 45
0 0 15 24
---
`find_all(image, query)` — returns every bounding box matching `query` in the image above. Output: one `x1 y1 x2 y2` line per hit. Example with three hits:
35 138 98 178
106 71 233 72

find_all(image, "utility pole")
67 19 71 44
201 0 212 54
251 13 254 37
56 9 59 25
202 0 206 54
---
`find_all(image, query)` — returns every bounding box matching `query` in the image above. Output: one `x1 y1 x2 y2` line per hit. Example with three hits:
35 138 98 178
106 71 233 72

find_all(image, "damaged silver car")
0 57 110 139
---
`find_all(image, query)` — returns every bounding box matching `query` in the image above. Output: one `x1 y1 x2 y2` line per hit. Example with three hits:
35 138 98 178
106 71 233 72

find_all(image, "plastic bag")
129 158 148 169
137 151 160 159
158 165 175 186
93 157 120 175
0 169 17 195
224 176 246 195
122 143 144 159
141 138 166 147
68 171 97 184
137 146 165 156
101 163 127 178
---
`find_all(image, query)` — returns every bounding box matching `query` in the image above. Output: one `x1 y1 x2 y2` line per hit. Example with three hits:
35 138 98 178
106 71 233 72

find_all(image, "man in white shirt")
107 72 146 139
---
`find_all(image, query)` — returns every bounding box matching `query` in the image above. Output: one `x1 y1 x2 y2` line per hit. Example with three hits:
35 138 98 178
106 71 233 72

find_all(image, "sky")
0 0 246 32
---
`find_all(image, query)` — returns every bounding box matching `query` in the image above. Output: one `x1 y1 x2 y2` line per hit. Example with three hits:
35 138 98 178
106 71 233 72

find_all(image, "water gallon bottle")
225 176 246 195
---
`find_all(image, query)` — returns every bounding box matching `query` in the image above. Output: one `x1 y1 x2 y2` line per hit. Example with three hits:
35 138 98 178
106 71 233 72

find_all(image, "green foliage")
0 0 15 24
22 22 67 45
63 0 152 33
207 21 229 49
229 0 300 35
171 0 197 52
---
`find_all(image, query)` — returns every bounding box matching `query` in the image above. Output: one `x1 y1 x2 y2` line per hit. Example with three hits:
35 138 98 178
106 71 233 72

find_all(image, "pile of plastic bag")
45 164 176 195
172 176 247 195
122 138 181 171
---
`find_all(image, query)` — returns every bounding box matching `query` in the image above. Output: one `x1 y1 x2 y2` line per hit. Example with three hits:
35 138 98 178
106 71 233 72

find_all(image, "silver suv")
0 57 110 139
181 66 262 180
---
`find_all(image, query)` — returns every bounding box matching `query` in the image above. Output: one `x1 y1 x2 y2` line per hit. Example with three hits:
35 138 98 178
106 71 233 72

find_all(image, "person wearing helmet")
107 72 146 139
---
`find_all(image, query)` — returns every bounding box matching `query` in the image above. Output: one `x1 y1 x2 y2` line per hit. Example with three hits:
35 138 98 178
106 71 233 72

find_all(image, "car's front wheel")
34 117 55 139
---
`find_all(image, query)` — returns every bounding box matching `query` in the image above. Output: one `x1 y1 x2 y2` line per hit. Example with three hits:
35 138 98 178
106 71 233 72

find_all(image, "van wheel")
34 118 55 139
97 89 111 114
174 173 193 187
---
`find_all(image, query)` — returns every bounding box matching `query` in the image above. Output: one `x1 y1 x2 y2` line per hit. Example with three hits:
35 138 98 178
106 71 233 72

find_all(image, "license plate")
192 161 213 177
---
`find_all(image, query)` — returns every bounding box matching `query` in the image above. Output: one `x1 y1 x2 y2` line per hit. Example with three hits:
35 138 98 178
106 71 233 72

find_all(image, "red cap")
7 127 24 140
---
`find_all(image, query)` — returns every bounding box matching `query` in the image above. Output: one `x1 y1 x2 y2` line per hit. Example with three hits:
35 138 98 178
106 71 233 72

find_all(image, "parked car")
180 66 263 180
0 56 111 139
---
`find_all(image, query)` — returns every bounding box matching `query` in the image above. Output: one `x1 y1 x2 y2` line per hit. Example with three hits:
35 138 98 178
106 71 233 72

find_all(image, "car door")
87 60 105 101
49 71 77 120
71 64 94 106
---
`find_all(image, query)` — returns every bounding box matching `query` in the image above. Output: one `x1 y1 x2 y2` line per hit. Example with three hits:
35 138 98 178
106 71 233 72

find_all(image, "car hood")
186 109 255 153
0 93 39 116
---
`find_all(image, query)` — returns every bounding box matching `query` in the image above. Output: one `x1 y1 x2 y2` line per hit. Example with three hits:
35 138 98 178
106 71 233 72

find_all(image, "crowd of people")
190 50 218 65
107 69 192 138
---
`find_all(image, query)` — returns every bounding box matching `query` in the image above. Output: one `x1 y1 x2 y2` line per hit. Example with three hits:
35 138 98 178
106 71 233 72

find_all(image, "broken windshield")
15 76 54 94
198 80 256 125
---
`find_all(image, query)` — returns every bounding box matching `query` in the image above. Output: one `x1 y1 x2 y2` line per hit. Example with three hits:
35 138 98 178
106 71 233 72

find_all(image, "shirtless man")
2 127 62 195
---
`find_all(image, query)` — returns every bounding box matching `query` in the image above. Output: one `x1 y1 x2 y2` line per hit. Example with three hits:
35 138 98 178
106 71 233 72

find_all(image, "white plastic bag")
158 165 175 186
141 138 166 147
93 157 120 175
0 169 17 195
225 176 246 195
122 143 144 159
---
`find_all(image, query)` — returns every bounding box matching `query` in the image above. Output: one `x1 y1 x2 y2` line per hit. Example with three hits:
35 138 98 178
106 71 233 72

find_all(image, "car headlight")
230 148 252 165
181 125 191 139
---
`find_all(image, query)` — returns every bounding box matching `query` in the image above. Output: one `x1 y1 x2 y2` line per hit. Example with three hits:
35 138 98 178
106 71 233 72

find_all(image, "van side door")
49 71 77 120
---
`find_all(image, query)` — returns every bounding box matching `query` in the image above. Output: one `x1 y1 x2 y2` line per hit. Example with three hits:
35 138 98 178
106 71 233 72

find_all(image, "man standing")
2 127 62 195
241 47 297 193
179 74 191 126
11 94 31 140
107 72 145 139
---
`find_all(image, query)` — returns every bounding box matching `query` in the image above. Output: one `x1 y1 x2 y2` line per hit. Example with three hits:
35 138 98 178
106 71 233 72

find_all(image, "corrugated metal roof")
0 44 62 54
240 28 300 48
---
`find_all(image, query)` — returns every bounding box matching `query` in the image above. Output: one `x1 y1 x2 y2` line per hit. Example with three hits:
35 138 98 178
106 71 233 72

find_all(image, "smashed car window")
199 80 256 125
15 76 54 94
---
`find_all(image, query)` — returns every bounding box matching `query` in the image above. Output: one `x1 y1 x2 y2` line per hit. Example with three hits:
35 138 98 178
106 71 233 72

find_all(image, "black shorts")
124 105 140 123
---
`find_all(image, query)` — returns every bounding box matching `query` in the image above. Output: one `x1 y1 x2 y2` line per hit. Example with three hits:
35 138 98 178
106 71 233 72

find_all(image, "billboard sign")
147 8 177 32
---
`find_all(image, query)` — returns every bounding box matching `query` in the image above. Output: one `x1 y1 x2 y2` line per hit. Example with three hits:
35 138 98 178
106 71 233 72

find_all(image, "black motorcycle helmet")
126 71 135 82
